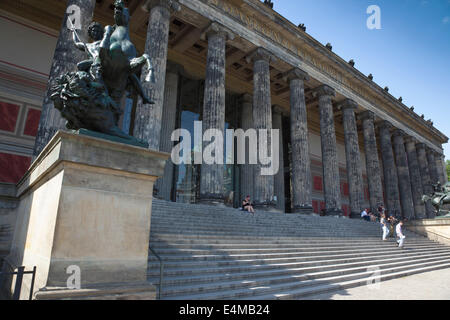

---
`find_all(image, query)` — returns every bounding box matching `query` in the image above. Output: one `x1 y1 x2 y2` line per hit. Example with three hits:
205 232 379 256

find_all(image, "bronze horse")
422 182 450 215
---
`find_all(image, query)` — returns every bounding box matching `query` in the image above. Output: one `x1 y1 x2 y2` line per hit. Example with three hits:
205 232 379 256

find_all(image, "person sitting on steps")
242 195 255 216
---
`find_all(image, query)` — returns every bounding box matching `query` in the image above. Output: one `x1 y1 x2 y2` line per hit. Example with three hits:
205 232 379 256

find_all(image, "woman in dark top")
242 195 255 215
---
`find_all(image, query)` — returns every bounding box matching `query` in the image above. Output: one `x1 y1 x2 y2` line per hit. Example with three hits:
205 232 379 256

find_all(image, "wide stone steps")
160 256 450 300
148 200 450 299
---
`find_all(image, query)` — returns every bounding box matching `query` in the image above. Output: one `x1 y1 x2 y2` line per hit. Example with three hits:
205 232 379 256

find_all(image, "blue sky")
268 0 450 159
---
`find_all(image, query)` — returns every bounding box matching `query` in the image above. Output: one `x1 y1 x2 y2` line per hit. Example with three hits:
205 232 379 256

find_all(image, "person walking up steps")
380 213 389 241
396 220 406 249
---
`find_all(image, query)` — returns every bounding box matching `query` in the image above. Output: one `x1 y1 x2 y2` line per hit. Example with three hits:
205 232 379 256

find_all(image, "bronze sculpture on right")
422 181 450 217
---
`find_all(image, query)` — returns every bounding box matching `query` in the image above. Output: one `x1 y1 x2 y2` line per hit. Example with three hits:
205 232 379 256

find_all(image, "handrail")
0 266 36 300
149 247 164 300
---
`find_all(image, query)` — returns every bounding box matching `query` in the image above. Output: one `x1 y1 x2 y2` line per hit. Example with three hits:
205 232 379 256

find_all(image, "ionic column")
392 130 415 220
283 68 312 214
359 111 384 213
378 121 401 217
155 62 183 201
133 0 181 150
199 22 234 205
240 93 254 201
33 0 96 157
338 99 364 218
427 149 440 186
272 105 286 212
314 85 342 216
416 143 435 218
246 48 276 210
405 137 426 219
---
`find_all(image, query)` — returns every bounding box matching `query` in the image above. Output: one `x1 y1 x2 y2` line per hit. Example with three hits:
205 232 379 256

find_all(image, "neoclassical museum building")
0 0 448 219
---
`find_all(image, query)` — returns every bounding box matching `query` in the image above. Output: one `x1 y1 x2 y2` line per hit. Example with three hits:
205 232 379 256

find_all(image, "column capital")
312 84 335 98
392 129 406 139
404 136 418 145
282 68 309 82
166 61 184 75
272 104 287 116
416 142 426 150
246 47 276 64
336 98 358 111
240 93 253 104
202 22 235 41
358 110 375 122
143 0 181 12
377 120 393 131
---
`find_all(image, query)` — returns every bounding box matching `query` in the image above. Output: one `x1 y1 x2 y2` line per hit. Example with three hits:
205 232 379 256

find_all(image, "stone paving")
308 267 450 300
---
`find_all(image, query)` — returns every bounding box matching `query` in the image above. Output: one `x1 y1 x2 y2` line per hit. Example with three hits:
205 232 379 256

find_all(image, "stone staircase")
148 200 450 300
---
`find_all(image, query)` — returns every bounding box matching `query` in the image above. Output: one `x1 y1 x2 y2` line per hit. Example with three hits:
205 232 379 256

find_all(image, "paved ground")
308 268 450 300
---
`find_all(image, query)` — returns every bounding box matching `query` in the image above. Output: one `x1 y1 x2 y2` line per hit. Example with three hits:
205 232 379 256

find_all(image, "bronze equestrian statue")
51 0 154 145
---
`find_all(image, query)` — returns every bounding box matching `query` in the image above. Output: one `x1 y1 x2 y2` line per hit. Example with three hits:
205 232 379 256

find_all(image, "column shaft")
378 121 402 217
284 69 312 213
416 143 435 218
339 100 364 218
133 1 180 150
155 63 181 200
33 0 96 157
315 85 342 215
427 150 440 186
199 23 233 204
405 138 426 219
240 94 254 202
360 111 384 213
247 48 275 209
272 106 285 212
392 130 415 220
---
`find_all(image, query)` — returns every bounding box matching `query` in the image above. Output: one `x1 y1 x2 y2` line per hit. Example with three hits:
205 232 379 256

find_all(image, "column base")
253 201 280 212
324 208 344 217
291 205 314 214
350 211 361 219
197 194 226 207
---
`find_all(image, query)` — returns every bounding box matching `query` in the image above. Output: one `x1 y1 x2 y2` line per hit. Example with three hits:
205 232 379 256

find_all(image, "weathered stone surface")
378 121 402 217
272 105 285 212
33 0 96 157
314 85 342 216
247 48 276 210
134 0 180 150
427 149 440 186
392 130 415 220
416 143 435 219
3 131 168 300
436 153 447 185
338 99 364 218
405 137 426 219
284 68 312 214
239 93 254 202
359 111 384 213
199 22 234 204
155 62 183 200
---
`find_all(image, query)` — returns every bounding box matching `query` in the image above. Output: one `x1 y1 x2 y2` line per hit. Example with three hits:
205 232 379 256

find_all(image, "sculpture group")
422 181 450 217
51 0 154 145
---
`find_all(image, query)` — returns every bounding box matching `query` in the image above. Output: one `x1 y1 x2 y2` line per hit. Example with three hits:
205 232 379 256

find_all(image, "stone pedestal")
2 131 168 300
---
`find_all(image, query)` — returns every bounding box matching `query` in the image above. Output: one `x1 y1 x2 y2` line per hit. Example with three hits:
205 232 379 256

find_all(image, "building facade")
0 0 448 218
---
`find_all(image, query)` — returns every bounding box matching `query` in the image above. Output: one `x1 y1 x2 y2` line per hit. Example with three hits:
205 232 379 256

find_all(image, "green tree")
447 160 450 180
